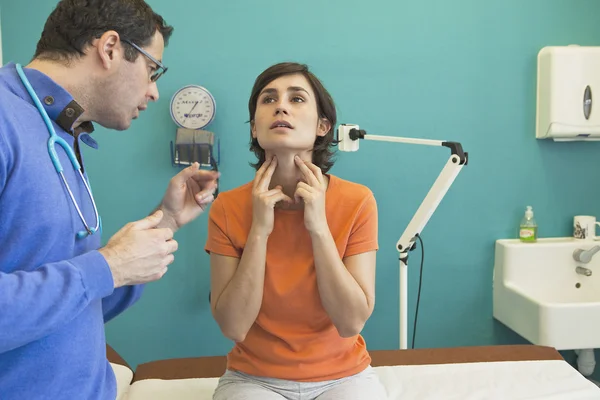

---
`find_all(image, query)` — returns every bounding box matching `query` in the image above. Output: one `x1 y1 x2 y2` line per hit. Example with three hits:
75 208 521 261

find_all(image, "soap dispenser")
519 206 538 242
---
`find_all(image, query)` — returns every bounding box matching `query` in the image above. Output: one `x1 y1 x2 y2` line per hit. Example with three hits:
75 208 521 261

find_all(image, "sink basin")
493 237 600 350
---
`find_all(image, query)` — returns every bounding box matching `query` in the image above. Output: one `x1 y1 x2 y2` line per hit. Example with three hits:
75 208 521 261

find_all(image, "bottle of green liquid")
519 206 537 242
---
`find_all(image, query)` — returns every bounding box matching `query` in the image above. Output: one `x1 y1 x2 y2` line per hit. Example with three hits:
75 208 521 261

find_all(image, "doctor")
0 0 218 399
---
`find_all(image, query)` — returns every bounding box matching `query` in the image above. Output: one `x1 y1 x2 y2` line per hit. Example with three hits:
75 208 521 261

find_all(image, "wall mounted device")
169 84 219 167
537 45 600 141
337 124 468 349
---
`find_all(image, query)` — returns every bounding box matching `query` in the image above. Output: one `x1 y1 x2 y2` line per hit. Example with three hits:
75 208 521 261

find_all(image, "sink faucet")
576 266 592 276
573 246 600 264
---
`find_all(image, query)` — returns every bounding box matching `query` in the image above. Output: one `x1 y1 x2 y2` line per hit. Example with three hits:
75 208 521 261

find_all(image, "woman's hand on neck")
267 150 310 203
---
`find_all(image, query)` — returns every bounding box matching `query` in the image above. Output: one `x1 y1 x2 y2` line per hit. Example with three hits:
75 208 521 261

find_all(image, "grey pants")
212 365 388 400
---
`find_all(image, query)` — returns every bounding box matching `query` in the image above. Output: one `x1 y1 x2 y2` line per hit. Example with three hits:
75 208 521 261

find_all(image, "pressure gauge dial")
170 85 216 130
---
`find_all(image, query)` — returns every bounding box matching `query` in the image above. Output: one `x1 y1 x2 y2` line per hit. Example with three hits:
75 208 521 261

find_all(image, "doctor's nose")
147 82 159 102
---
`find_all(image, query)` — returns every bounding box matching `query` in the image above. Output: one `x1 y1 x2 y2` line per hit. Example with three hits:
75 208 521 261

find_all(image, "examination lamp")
337 124 468 350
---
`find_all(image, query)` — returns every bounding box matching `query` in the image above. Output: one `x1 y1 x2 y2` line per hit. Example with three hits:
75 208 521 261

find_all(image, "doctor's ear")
95 30 121 69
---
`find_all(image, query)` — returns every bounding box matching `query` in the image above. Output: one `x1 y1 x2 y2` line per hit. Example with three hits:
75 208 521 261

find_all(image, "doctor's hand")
251 156 293 237
158 162 219 233
294 156 328 235
99 210 178 288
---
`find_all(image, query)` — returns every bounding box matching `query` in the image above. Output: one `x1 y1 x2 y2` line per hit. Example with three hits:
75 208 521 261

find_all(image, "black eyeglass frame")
121 38 168 82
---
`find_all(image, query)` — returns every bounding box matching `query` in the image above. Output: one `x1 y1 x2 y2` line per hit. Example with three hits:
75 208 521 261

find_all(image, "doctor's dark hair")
33 0 173 63
248 62 338 173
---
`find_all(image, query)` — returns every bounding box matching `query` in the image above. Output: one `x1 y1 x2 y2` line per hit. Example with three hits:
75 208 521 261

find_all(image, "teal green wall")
4 0 600 372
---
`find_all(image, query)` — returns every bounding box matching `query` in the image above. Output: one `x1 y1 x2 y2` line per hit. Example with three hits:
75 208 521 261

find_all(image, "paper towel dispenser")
536 45 600 141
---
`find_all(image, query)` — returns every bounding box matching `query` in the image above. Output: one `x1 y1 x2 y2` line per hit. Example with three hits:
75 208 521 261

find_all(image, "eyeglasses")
121 38 168 82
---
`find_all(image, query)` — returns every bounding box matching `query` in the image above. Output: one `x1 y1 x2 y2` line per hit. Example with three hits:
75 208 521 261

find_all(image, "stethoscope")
15 63 101 240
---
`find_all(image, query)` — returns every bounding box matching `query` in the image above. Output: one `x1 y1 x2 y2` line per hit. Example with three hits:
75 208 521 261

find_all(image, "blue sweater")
0 62 144 399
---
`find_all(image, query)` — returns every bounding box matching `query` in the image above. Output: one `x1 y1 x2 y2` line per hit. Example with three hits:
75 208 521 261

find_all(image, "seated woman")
205 61 387 400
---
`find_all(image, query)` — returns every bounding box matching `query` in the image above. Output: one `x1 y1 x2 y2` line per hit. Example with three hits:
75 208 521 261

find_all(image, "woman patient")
205 61 387 399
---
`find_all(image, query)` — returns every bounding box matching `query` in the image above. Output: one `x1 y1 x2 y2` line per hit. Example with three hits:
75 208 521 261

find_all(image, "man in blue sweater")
0 0 218 399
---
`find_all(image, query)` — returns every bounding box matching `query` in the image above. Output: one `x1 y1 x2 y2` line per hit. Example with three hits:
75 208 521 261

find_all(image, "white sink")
493 237 600 350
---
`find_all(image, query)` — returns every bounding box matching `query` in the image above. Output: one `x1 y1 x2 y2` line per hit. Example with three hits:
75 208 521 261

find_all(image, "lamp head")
337 124 361 152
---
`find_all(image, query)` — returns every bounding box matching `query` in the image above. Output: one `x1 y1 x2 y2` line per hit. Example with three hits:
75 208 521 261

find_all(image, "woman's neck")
268 151 306 196
267 150 330 210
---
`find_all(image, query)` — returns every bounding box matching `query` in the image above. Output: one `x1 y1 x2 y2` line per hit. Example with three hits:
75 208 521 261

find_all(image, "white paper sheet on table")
113 359 600 400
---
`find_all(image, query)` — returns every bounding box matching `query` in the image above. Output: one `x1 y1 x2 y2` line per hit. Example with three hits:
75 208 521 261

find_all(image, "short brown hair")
34 0 173 63
248 62 338 173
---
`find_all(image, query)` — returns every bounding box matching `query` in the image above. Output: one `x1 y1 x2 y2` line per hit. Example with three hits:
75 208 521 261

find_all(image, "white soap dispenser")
519 206 538 242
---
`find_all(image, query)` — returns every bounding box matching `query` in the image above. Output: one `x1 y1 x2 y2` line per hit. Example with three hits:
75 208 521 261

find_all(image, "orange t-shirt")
205 174 378 381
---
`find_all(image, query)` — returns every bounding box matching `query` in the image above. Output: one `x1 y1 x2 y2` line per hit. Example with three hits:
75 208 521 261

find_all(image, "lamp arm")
350 128 468 258
344 127 468 349
397 152 466 260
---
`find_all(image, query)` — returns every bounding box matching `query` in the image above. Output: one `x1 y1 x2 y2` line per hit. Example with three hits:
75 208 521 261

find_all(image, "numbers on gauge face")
170 85 216 130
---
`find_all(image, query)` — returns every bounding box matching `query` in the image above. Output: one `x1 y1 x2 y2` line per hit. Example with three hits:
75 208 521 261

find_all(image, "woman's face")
251 73 330 153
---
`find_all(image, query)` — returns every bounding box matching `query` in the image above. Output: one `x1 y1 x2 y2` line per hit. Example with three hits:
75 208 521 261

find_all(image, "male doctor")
0 0 218 398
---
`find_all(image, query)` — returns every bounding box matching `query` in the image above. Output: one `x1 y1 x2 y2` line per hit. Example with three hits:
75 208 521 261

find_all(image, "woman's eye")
262 96 275 104
292 96 305 103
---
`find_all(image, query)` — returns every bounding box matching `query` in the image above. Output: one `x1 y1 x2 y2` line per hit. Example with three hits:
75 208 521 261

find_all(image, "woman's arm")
311 231 376 337
209 156 292 342
210 229 269 342
293 157 378 338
